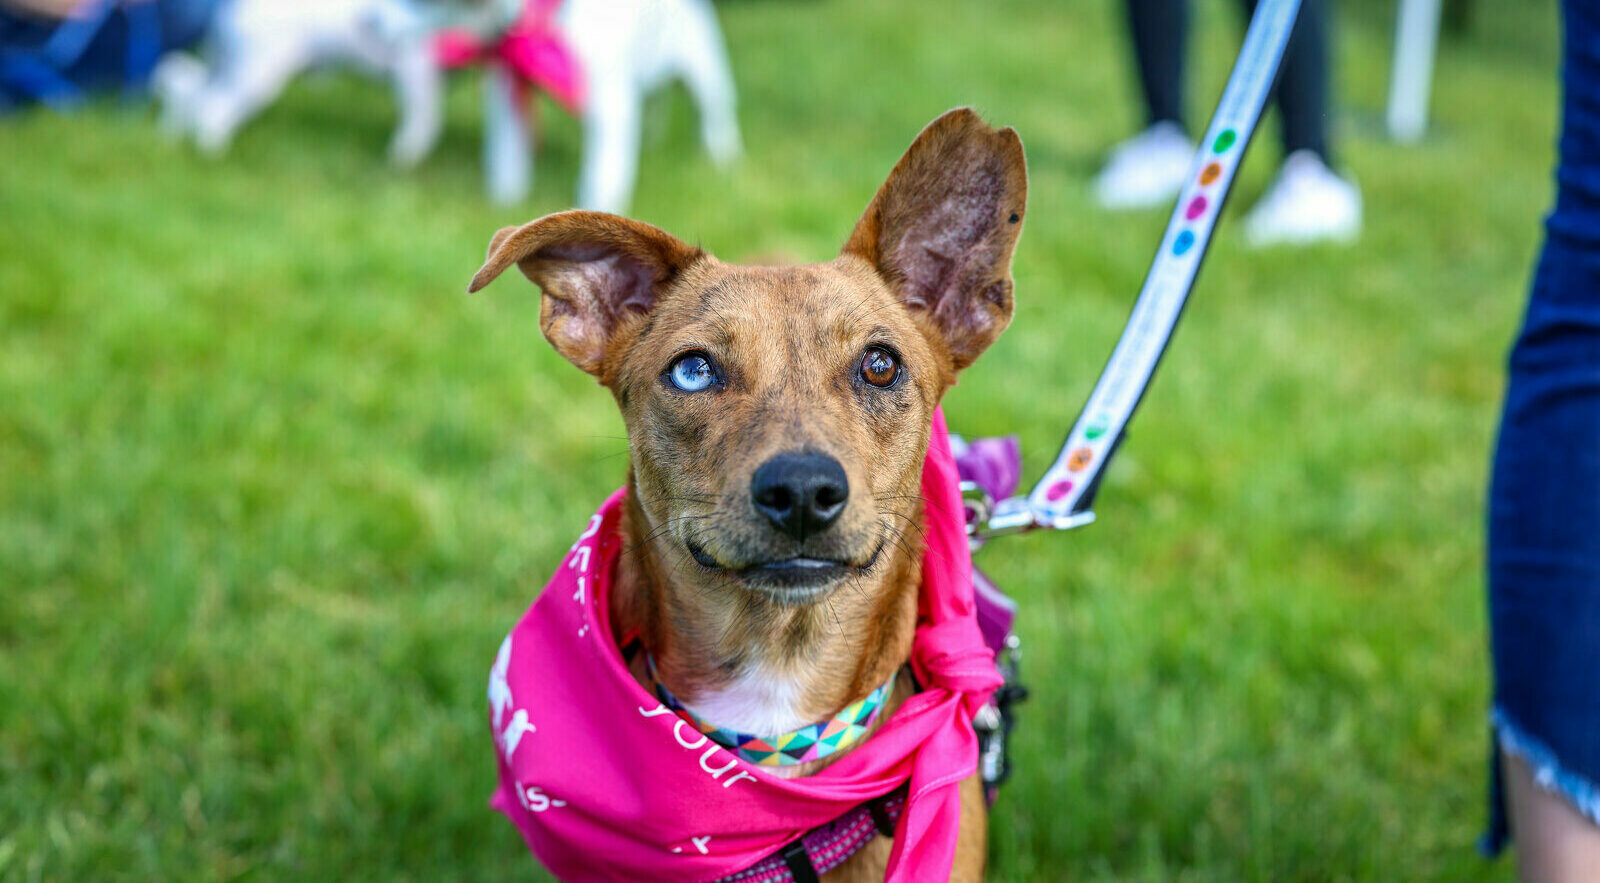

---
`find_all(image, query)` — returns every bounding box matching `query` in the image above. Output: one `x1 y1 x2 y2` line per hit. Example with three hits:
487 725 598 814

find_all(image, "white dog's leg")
193 39 307 156
387 38 443 169
484 66 532 204
578 76 641 214
152 52 207 138
677 0 742 167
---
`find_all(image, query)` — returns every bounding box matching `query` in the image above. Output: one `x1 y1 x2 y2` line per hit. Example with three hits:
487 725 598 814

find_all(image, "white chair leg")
1387 0 1443 143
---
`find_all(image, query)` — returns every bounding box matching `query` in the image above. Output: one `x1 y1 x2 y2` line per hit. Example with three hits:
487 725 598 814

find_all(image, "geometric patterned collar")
646 654 897 767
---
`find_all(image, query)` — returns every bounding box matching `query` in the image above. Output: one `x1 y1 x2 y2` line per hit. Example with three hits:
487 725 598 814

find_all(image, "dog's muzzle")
749 452 849 542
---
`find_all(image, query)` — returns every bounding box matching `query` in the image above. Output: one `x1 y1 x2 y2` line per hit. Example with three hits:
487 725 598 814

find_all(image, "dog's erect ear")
842 108 1026 371
469 211 703 377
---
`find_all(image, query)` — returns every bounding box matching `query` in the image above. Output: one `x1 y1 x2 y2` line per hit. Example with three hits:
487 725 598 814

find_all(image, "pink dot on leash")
1185 195 1208 220
1045 480 1074 502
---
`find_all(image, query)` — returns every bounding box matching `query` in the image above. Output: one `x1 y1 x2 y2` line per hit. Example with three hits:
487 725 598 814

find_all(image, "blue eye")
667 353 719 392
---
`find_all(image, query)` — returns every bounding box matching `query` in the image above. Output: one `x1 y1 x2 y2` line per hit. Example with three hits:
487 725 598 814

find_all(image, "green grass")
0 0 1562 879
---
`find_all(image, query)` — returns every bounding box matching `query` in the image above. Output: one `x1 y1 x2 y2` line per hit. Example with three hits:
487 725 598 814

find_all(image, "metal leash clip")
962 482 1095 542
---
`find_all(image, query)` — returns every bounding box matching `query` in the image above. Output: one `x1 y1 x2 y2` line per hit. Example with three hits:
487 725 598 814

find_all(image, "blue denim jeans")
1483 0 1600 854
0 0 218 109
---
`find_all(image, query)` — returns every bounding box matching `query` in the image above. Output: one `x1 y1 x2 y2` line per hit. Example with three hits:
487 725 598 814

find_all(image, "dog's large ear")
842 108 1026 371
469 211 703 378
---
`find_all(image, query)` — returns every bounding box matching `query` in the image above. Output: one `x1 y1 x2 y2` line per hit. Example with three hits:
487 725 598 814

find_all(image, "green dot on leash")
1213 129 1237 153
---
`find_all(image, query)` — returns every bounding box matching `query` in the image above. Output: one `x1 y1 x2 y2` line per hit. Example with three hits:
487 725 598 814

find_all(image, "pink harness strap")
718 786 906 883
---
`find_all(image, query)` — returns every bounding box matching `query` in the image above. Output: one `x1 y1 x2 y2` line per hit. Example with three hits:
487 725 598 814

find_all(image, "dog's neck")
611 490 923 742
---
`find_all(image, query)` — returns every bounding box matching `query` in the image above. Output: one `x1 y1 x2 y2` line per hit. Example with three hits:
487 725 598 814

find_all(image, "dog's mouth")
686 537 887 605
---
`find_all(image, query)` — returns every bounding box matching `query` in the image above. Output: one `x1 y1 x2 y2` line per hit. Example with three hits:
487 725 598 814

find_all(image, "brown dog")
470 107 1025 882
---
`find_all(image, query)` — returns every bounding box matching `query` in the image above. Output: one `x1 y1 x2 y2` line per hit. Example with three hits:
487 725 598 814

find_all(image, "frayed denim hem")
1480 706 1600 857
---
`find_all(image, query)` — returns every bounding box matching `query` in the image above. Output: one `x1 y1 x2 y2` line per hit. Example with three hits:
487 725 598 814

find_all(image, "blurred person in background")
1093 0 1361 247
0 0 216 110
1484 0 1600 880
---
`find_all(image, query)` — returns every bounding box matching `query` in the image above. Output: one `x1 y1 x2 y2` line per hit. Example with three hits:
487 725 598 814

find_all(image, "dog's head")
471 108 1025 608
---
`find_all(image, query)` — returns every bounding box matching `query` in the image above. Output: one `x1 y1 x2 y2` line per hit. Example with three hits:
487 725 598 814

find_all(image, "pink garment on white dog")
489 408 1001 882
436 0 585 111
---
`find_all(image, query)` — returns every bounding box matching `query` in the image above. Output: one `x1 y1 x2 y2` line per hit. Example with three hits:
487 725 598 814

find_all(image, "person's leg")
1486 3 1600 872
1126 0 1188 131
1240 0 1330 162
1094 0 1196 209
1488 238 1600 876
1503 754 1600 883
1488 237 1600 874
1237 0 1358 245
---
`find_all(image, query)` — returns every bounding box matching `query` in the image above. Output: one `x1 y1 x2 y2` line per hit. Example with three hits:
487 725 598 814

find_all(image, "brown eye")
859 347 901 388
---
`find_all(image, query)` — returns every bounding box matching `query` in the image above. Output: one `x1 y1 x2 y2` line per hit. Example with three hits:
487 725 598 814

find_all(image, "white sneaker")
1093 122 1197 210
1242 150 1362 247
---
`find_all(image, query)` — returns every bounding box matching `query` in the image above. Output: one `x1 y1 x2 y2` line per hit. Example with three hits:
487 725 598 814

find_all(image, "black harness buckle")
780 839 819 883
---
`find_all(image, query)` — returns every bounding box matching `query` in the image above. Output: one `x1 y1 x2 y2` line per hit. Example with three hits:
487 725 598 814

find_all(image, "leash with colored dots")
972 0 1304 538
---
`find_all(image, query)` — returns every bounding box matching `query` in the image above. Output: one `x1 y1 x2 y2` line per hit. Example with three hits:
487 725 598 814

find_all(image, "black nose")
750 453 849 541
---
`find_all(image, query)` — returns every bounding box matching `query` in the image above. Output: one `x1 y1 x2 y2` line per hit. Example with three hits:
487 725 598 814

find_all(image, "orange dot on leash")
1200 162 1222 186
1067 447 1093 472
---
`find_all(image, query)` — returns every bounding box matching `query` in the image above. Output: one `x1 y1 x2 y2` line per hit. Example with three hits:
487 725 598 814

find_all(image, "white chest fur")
686 663 811 738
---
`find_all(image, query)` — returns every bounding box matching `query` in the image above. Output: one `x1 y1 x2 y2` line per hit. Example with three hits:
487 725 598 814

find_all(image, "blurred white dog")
154 0 742 213
154 0 516 168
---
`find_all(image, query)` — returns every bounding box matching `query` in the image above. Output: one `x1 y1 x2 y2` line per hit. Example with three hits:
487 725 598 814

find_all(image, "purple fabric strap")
954 436 1021 653
954 436 1022 501
971 566 1017 655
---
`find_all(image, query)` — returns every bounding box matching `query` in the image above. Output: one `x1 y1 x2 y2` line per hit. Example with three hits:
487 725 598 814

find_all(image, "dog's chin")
686 539 885 607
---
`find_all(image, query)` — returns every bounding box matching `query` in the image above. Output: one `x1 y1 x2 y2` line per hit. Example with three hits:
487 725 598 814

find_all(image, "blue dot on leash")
1173 231 1196 256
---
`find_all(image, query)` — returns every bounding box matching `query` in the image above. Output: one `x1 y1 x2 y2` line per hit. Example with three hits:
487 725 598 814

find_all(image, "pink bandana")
489 408 1002 881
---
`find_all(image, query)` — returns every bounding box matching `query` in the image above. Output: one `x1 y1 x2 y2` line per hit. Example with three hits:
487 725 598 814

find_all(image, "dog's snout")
750 453 849 541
